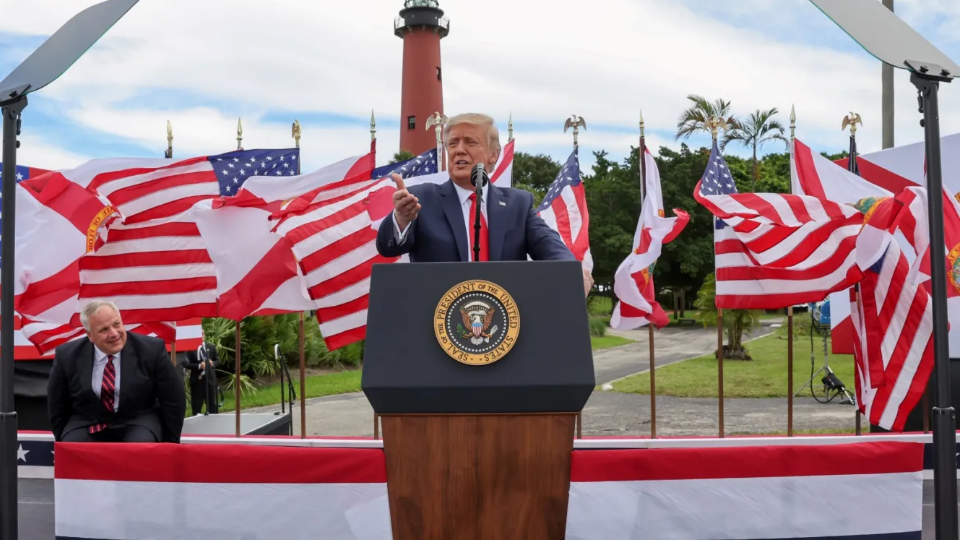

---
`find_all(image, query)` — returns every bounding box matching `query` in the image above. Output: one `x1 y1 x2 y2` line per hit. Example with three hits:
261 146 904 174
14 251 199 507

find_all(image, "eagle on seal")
460 305 496 341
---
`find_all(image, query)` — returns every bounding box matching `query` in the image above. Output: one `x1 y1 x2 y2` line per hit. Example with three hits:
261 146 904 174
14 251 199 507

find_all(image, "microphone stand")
472 163 485 262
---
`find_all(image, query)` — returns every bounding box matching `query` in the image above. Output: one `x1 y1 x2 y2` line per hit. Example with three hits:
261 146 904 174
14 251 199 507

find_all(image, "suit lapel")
79 341 95 397
118 338 138 412
439 180 469 262
487 185 508 261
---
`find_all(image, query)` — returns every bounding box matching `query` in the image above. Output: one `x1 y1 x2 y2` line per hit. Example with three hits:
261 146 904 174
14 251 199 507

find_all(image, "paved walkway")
245 320 861 438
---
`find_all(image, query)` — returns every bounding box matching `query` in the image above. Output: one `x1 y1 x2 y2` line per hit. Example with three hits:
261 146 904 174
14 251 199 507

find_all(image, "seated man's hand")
582 266 594 297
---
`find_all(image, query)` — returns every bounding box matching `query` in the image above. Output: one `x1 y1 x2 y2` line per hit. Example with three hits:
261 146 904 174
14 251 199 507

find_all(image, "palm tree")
721 108 788 192
675 95 739 141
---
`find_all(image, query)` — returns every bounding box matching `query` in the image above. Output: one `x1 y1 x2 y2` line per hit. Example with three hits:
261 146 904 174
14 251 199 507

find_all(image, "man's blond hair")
443 113 501 155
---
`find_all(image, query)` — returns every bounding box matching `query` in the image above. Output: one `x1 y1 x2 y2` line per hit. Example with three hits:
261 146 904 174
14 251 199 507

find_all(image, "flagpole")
639 111 657 439
234 117 243 438
707 116 725 438
788 106 796 437
371 110 376 155
293 119 307 440
164 120 178 367
164 120 173 159
842 112 865 436
427 112 447 171
565 114 585 440
235 319 241 438
370 110 380 440
854 283 863 436
508 112 514 143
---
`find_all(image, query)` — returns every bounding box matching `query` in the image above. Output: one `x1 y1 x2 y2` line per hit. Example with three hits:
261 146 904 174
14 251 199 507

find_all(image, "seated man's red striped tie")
89 355 116 434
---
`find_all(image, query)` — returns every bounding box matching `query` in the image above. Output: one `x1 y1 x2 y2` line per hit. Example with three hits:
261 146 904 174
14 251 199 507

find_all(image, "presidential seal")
434 280 520 366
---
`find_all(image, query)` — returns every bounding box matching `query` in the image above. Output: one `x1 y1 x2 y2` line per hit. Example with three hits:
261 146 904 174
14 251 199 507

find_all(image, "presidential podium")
362 260 595 540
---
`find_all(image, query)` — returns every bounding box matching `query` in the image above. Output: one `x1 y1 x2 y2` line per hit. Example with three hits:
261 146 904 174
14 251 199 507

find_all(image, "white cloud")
0 0 958 173
15 133 91 170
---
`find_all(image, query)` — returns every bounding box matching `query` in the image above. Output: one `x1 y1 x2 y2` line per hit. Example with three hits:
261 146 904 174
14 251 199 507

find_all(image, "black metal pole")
0 95 25 540
912 69 959 540
473 185 482 262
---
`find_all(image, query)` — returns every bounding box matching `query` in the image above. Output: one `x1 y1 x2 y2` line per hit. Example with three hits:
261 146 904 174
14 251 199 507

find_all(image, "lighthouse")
395 0 449 155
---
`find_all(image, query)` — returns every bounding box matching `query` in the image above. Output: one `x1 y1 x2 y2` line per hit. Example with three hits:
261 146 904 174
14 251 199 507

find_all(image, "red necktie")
468 193 489 262
89 355 116 434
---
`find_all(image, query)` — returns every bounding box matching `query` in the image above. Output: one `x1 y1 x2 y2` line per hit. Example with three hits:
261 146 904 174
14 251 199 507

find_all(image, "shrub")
589 317 607 337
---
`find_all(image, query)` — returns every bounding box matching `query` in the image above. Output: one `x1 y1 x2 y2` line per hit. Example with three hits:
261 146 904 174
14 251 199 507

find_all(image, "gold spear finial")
292 120 301 149
639 110 645 139
236 117 243 150
508 112 514 142
165 120 173 158
842 112 862 138
370 110 376 142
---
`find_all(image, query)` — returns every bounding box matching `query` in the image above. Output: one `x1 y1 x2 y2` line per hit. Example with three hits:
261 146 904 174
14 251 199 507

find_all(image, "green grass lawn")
220 369 363 412
223 332 634 411
590 335 634 350
610 333 853 398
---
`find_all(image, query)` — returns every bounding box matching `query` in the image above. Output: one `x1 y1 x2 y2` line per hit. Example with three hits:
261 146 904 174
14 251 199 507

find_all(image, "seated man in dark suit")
376 112 593 295
46 300 186 443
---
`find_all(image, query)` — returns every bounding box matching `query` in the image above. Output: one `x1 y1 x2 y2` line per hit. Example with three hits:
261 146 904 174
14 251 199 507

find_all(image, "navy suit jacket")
376 180 576 262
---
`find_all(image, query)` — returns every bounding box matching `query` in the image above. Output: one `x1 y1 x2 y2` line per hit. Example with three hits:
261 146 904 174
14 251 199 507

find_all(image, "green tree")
650 145 717 302
512 151 562 206
721 108 788 192
675 95 739 141
582 150 641 303
693 273 763 360
391 150 415 164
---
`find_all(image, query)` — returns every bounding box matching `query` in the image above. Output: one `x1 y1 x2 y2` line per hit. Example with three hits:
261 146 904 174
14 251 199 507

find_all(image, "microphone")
471 164 487 262
471 163 489 188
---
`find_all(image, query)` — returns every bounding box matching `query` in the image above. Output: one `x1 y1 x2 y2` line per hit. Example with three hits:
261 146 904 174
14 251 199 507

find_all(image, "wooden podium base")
380 413 576 540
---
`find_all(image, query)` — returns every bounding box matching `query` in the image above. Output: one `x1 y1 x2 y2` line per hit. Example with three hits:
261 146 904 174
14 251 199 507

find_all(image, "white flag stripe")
290 212 370 262
304 243 379 290
116 182 219 218
88 235 207 256
560 187 582 240
314 279 371 308
276 179 391 236
79 264 216 284
92 161 214 197
92 291 217 310
318 309 368 337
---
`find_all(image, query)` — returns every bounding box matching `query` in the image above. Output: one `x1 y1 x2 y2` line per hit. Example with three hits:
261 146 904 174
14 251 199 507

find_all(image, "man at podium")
375 112 593 296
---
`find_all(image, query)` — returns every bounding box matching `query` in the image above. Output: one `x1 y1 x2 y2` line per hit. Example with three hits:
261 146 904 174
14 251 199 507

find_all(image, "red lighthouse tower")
395 0 449 155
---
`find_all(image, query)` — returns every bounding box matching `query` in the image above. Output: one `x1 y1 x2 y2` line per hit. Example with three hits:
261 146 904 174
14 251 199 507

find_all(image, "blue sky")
2 0 960 176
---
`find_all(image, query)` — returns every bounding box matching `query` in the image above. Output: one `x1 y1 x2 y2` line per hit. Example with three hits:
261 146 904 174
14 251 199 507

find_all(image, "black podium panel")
362 260 595 414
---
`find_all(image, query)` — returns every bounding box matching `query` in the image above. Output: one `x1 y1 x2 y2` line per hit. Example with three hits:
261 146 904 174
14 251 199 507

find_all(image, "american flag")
74 148 299 324
276 149 438 350
851 192 933 431
537 147 592 270
696 140 863 309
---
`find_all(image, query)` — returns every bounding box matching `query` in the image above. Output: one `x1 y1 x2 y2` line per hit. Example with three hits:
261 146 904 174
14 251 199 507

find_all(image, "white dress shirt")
91 347 120 411
393 182 489 261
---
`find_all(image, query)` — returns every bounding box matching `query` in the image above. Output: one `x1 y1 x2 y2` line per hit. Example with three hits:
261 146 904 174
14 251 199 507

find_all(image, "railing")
394 14 450 32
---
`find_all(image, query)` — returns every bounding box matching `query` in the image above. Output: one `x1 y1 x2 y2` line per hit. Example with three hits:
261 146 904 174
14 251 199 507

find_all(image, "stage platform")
182 411 293 437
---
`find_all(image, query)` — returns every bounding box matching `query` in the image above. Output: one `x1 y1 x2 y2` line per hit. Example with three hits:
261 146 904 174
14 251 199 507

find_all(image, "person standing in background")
183 330 220 416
